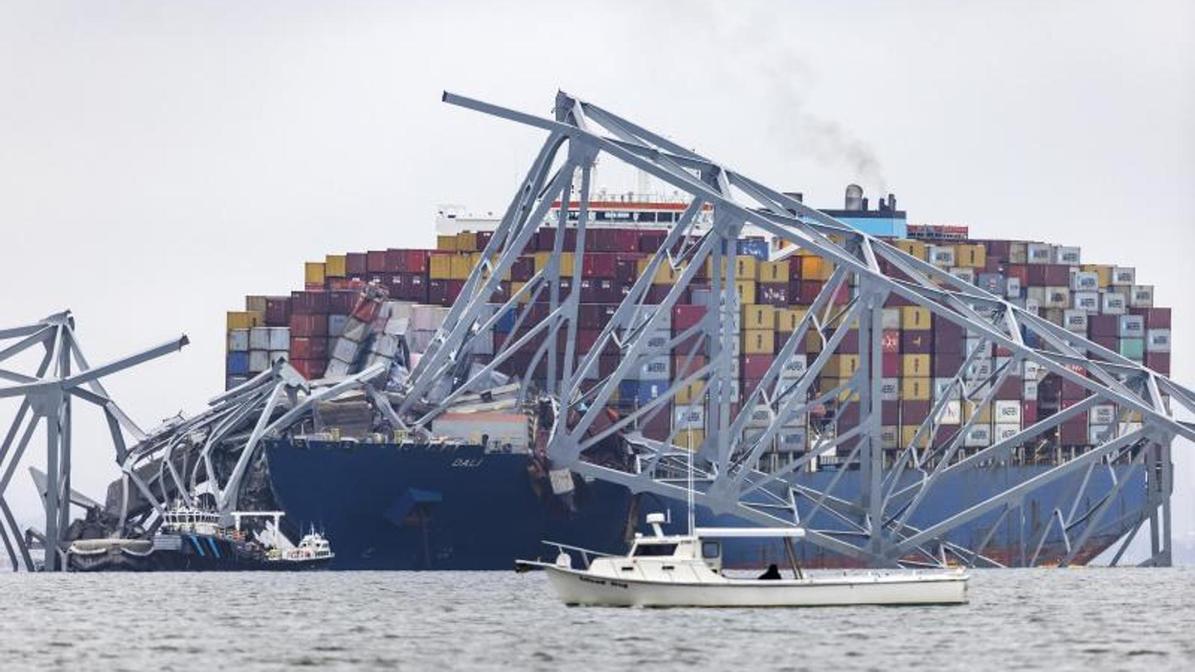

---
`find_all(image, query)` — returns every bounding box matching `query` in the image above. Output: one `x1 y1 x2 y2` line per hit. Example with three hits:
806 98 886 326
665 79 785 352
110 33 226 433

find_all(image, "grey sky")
1 1 1192 560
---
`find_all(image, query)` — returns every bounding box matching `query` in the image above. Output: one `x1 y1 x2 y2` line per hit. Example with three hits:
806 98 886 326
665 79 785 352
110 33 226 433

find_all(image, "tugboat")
67 502 336 572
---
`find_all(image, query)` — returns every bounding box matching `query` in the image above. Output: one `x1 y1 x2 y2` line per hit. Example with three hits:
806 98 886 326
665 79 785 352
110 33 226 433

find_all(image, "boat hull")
540 566 969 607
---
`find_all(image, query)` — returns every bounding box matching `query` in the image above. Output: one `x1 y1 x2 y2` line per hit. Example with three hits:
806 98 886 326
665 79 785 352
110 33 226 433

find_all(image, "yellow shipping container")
736 280 756 305
436 234 458 251
226 311 263 330
901 425 932 449
1082 264 1113 288
801 256 832 281
675 430 705 452
511 282 529 304
901 354 931 377
819 377 860 402
742 304 777 331
449 254 473 280
755 260 789 283
742 329 775 354
825 355 859 378
245 296 268 313
777 307 808 332
735 255 758 280
962 402 993 424
637 257 677 284
676 380 706 404
429 254 453 280
805 331 823 354
324 254 347 278
894 239 929 261
957 244 987 269
456 231 478 252
900 306 932 330
304 262 326 286
900 377 931 401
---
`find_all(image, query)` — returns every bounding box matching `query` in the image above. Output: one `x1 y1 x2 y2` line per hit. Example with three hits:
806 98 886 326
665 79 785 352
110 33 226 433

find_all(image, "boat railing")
539 540 617 569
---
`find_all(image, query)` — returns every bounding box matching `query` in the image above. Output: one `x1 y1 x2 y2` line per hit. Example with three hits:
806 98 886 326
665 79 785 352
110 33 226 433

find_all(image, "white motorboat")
517 513 969 608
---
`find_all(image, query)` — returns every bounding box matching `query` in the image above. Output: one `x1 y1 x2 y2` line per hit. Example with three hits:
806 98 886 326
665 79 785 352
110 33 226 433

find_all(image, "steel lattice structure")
0 311 187 570
397 90 1194 568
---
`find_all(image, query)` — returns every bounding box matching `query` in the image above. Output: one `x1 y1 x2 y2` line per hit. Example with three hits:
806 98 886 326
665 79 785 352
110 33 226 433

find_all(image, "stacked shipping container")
225 224 1172 471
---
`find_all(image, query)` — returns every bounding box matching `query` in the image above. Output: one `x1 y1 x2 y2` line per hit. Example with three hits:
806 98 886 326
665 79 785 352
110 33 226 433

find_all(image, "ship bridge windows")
633 542 678 556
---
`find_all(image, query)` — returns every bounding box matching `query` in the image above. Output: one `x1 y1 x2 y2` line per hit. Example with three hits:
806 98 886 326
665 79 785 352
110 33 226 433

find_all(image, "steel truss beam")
396 90 1190 568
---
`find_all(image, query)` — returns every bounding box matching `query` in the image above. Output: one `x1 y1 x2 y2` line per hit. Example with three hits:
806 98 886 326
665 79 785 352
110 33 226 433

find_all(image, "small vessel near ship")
517 513 969 608
67 502 334 572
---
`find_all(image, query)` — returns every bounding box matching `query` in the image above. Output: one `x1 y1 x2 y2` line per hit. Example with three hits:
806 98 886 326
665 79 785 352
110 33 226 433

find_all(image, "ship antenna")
686 427 695 536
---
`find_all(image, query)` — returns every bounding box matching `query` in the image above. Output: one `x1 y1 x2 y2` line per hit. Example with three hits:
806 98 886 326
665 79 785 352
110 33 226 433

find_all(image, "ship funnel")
845 184 864 211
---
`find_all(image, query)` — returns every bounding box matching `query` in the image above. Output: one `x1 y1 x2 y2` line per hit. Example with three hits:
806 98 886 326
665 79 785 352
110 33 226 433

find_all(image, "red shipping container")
402 273 428 303
672 305 706 332
933 351 964 378
290 336 329 360
838 404 860 426
1131 307 1171 329
901 400 931 423
582 253 618 278
994 375 1022 400
590 229 617 252
290 358 327 380
1088 315 1118 338
290 290 329 314
787 256 803 280
1059 418 1088 446
881 330 900 354
327 277 365 291
798 280 822 305
289 314 328 337
366 250 387 273
329 290 358 315
404 250 431 274
509 256 534 282
345 252 367 276
1005 264 1029 287
1145 352 1170 375
1027 264 1069 286
985 240 1011 260
638 231 667 253
646 285 686 304
882 400 900 424
577 304 617 330
882 352 900 377
674 354 708 378
741 354 774 379
265 297 291 326
901 331 932 354
613 229 639 252
741 377 762 400
1022 401 1038 425
476 231 493 250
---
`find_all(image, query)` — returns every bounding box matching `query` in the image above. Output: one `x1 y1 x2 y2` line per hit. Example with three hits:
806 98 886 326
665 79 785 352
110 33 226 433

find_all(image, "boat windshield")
633 543 677 557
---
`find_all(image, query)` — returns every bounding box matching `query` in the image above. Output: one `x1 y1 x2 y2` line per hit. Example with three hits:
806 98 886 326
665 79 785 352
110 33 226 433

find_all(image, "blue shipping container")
227 351 250 375
491 305 517 332
737 238 769 260
619 379 671 406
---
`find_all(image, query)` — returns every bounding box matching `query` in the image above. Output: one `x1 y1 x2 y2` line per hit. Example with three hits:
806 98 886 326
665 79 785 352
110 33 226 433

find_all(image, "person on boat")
758 563 782 580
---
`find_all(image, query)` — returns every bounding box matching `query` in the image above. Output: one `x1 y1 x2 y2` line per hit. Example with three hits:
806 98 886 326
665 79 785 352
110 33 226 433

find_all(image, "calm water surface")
0 568 1191 671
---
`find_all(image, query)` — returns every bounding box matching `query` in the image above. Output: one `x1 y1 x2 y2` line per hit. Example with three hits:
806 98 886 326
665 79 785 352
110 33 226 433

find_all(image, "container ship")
223 188 1171 569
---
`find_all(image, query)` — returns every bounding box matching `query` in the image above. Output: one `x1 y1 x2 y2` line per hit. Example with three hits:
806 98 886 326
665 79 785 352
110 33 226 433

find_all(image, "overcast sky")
1 1 1192 562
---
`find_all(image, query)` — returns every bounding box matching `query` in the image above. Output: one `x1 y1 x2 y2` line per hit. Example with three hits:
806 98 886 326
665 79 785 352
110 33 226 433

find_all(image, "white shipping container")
371 333 401 358
1027 243 1052 264
328 314 349 338
779 354 808 378
1070 271 1099 291
1101 292 1127 315
1054 246 1082 265
1111 267 1135 286
644 329 671 352
1089 404 1116 426
880 426 899 450
248 350 270 373
776 430 808 452
746 404 772 429
950 267 976 284
1022 360 1043 380
929 245 956 267
938 400 962 425
1072 291 1099 313
1129 285 1154 308
1117 315 1144 339
384 316 410 336
673 404 705 430
1088 424 1113 445
1026 286 1045 304
1006 276 1022 298
631 304 671 331
963 424 993 448
267 350 288 365
1146 329 1171 353
331 337 359 363
994 400 1022 424
1023 379 1039 401
881 378 900 401
227 329 249 352
268 327 290 351
1062 309 1088 333
636 355 671 379
933 378 957 400
882 308 901 330
994 423 1021 442
1023 298 1040 315
325 358 351 378
249 327 270 351
1042 286 1069 309
781 407 808 428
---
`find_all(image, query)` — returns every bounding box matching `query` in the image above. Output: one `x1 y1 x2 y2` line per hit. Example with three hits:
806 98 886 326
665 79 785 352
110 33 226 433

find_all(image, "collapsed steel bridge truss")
399 90 1194 568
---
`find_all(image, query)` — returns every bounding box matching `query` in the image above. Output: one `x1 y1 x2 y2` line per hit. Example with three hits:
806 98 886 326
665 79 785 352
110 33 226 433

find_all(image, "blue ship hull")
265 440 1146 569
